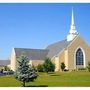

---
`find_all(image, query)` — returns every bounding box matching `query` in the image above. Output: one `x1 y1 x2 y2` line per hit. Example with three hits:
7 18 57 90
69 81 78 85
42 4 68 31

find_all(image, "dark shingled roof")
14 39 71 60
46 39 71 58
0 60 10 66
14 48 49 60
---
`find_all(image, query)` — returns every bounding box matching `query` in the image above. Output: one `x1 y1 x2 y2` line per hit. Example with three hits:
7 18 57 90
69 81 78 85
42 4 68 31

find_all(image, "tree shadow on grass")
47 72 60 76
26 85 48 87
50 74 60 76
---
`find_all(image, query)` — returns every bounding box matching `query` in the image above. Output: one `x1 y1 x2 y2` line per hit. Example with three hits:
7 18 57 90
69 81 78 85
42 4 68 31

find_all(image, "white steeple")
71 8 74 25
67 8 78 41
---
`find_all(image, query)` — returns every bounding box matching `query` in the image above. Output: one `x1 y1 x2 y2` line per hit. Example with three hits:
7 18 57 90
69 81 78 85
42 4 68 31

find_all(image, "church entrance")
76 48 84 69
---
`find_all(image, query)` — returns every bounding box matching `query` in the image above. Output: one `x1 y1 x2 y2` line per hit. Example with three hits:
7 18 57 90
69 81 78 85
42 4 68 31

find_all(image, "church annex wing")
14 40 72 60
14 48 49 60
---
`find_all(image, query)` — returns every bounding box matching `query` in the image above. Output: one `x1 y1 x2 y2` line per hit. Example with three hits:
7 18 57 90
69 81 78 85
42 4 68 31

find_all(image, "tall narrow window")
76 48 84 65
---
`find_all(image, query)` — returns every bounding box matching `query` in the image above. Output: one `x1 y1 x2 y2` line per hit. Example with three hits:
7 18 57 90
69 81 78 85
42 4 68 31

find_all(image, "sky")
0 3 90 60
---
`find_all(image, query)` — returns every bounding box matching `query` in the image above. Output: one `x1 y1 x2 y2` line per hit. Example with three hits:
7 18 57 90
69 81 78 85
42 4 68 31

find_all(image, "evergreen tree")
61 62 66 71
43 57 55 73
15 54 38 87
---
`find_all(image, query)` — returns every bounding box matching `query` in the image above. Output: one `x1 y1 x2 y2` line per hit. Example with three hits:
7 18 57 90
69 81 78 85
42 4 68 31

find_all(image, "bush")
32 65 37 72
87 61 90 72
61 62 66 71
72 69 76 71
37 64 44 72
64 69 69 72
43 57 55 73
78 68 86 70
4 66 10 71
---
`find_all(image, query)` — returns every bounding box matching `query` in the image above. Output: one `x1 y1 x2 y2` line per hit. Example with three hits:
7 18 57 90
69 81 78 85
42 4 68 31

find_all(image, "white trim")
74 47 86 69
51 35 80 60
66 34 79 48
67 34 90 49
56 35 79 58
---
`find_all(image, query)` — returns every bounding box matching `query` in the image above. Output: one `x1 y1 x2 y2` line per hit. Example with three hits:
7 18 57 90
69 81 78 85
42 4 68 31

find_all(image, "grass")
0 71 90 87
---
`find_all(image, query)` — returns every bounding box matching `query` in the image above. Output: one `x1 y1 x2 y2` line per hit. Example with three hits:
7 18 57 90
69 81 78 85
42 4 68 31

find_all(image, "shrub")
4 66 10 71
87 61 90 72
43 57 55 73
64 69 69 72
78 68 86 70
61 62 66 71
37 64 44 72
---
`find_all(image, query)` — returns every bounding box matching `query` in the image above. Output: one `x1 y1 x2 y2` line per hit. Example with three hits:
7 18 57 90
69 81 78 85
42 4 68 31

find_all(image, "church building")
10 9 90 72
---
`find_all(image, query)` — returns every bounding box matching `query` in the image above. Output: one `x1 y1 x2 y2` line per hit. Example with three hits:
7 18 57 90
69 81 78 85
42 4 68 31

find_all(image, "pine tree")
15 54 38 87
43 57 55 73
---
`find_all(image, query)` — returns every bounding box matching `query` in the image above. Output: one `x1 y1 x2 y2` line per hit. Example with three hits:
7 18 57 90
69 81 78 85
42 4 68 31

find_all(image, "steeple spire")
71 7 74 25
67 8 78 41
70 7 77 34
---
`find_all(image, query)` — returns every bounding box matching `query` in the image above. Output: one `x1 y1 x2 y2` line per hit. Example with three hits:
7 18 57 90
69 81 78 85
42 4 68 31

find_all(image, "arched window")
76 48 84 65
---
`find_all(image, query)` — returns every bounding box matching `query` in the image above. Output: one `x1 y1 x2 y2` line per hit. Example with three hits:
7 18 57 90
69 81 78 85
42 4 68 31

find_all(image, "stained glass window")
76 48 83 65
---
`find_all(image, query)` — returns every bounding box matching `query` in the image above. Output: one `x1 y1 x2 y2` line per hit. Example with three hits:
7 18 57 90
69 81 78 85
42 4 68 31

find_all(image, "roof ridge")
14 48 48 51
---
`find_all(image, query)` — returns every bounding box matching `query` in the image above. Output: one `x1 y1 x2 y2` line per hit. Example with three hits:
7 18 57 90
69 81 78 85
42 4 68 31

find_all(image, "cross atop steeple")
67 8 78 41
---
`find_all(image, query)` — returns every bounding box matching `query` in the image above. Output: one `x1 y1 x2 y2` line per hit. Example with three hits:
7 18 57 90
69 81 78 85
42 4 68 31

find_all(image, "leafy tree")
43 57 55 73
61 62 66 71
15 54 38 87
87 61 90 72
37 64 44 72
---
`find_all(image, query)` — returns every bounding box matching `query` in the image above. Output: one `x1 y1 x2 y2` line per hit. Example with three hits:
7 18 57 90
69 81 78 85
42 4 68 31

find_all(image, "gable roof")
14 35 81 60
14 48 49 60
14 39 71 60
0 60 10 66
46 39 71 58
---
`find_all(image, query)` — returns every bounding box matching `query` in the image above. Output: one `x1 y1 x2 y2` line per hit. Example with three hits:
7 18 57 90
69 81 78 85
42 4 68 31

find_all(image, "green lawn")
0 71 90 87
